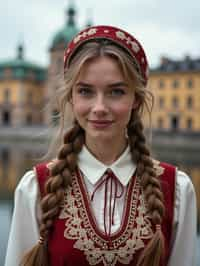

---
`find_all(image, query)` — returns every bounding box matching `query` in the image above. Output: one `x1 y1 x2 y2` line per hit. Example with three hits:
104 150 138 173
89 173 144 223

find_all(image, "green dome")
0 45 46 82
52 24 79 47
51 3 79 49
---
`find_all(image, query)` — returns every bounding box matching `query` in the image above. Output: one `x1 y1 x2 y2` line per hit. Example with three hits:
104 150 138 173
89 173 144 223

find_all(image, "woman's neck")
85 137 128 165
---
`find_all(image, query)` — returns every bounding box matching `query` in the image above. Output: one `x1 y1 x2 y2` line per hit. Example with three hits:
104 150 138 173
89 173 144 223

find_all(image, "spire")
66 0 76 26
85 8 93 27
17 44 24 60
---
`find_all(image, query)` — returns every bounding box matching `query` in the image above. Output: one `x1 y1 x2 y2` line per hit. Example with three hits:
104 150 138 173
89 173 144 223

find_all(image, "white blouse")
5 146 197 266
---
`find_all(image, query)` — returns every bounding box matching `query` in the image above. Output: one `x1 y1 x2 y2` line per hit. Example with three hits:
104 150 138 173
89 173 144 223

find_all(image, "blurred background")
0 0 199 265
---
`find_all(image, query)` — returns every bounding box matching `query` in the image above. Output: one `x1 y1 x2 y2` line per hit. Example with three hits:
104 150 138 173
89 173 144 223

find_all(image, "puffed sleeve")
168 170 197 266
4 170 41 266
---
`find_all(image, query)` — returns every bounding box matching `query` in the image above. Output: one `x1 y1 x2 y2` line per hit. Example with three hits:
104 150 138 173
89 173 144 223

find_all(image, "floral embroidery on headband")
115 31 140 53
73 28 98 44
64 25 149 86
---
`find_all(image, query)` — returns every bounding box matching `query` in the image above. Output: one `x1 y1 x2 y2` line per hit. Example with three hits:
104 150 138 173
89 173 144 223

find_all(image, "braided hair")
21 41 165 266
20 124 84 266
128 111 165 266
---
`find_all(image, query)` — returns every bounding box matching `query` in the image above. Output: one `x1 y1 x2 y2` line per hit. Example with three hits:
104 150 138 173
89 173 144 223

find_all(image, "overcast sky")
0 0 199 68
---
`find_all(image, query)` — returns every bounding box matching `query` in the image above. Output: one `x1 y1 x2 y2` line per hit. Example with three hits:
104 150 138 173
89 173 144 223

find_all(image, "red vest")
35 160 175 266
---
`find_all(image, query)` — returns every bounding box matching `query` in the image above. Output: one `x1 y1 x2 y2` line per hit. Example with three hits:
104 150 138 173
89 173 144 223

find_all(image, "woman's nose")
92 95 109 114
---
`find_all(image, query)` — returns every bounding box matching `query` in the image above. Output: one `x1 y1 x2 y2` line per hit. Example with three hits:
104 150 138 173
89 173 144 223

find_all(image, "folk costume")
5 146 196 266
5 25 197 266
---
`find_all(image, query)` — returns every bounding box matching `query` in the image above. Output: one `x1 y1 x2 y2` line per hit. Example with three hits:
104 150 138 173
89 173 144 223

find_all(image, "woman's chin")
87 131 116 143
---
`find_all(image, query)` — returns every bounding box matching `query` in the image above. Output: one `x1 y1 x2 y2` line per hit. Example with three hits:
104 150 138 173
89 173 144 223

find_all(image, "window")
4 88 10 102
158 97 164 108
2 110 11 125
172 79 179 88
187 96 193 109
158 79 165 89
187 79 194 88
171 116 179 131
186 118 193 130
172 96 179 108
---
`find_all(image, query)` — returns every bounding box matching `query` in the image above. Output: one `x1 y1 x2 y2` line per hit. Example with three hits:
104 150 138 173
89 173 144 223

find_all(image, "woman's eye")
78 87 93 96
110 88 125 96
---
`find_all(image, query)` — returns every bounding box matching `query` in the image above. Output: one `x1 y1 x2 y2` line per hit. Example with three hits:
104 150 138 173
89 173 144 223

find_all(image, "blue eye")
110 88 125 96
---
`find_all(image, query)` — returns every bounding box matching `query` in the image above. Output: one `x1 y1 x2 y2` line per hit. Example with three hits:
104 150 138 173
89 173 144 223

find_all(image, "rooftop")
152 56 200 73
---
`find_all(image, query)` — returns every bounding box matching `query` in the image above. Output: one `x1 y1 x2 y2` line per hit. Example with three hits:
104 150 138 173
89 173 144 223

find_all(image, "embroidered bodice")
35 161 175 266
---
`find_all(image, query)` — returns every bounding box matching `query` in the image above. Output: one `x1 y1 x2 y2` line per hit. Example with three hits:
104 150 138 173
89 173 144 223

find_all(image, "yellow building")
0 45 46 127
149 56 200 132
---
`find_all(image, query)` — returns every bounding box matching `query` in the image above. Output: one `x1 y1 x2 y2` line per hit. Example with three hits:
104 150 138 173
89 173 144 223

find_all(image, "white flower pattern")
73 28 98 44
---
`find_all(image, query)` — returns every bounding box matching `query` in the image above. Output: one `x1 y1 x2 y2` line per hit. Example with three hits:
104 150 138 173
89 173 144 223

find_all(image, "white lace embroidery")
58 171 161 266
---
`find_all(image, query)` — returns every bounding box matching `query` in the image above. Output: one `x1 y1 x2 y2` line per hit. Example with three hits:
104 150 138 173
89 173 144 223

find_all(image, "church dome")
51 3 79 50
0 44 46 82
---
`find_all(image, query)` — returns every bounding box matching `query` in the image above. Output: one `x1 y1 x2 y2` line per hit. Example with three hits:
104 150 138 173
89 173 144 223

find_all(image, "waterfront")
0 138 200 266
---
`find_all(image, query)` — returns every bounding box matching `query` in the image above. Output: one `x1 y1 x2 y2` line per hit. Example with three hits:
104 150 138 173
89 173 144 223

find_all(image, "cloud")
0 0 199 67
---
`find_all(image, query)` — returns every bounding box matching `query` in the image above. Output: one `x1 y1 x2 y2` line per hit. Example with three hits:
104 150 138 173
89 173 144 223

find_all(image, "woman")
5 25 197 266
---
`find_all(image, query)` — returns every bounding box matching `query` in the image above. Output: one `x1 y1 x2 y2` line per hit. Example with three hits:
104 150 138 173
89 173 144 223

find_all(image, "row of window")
157 116 193 130
158 96 194 109
1 89 34 104
157 78 194 89
1 111 42 125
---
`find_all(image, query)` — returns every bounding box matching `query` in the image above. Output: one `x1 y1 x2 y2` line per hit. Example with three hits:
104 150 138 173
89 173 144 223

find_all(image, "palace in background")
0 3 200 133
150 57 200 132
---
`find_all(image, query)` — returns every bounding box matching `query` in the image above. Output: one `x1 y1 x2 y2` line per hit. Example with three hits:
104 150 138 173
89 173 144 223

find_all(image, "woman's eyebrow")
108 82 128 88
75 81 128 88
75 82 93 87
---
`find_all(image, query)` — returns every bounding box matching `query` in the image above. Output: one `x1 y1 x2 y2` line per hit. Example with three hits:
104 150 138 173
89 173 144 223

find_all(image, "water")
0 141 199 266
0 202 12 266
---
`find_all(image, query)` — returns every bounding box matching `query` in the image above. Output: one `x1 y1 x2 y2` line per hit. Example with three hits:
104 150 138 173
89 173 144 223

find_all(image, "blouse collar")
77 145 136 186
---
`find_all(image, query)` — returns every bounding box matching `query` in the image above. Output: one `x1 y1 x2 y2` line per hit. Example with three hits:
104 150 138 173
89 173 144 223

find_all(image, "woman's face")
71 56 138 147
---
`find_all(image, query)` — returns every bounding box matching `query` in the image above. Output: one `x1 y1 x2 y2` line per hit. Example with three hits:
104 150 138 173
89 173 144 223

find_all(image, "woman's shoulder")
15 170 37 193
176 169 195 194
13 169 39 207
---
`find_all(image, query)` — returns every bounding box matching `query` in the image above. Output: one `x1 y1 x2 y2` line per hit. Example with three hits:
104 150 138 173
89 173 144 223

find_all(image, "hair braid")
128 112 165 266
20 123 84 266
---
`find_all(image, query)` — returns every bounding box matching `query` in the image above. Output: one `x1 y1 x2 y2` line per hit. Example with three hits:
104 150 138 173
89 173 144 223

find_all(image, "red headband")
64 25 149 86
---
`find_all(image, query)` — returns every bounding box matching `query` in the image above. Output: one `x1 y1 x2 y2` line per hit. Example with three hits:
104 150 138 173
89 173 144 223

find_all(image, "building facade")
149 56 200 132
0 45 46 127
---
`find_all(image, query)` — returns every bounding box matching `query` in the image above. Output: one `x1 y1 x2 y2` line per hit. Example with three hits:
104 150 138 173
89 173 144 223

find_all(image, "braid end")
136 225 165 266
20 241 49 266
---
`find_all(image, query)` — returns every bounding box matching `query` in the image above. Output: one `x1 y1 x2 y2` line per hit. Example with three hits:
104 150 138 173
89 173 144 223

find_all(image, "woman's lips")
88 120 113 129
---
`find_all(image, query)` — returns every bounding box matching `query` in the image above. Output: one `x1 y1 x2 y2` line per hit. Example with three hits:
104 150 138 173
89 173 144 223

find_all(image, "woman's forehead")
75 56 125 82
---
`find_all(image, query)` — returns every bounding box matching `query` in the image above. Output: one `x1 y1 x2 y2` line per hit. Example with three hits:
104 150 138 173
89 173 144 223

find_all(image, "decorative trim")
152 159 165 176
59 171 155 266
63 25 149 86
